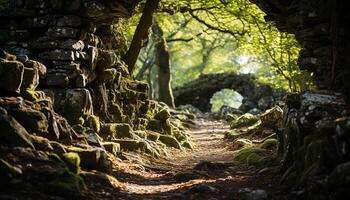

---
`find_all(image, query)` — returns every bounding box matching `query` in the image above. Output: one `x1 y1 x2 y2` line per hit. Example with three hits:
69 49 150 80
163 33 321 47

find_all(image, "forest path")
90 118 286 199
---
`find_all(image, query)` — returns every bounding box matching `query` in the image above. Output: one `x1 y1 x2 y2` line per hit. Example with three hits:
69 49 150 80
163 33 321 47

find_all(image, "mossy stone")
234 147 269 166
231 113 260 129
63 152 81 174
114 123 132 138
159 135 182 149
259 138 278 149
112 138 158 156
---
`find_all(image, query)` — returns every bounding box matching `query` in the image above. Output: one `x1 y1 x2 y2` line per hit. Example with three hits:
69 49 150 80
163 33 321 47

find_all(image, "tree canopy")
120 0 314 98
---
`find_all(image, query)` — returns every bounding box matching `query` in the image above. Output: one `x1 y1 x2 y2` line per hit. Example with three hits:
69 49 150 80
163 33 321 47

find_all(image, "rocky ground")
78 118 287 200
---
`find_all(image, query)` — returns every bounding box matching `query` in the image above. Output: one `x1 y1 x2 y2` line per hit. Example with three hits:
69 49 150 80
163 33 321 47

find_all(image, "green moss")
159 135 182 149
84 115 100 133
63 152 81 174
47 170 84 199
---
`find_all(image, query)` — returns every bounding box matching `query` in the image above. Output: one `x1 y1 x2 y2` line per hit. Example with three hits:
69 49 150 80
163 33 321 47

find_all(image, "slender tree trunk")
153 24 175 108
122 0 160 75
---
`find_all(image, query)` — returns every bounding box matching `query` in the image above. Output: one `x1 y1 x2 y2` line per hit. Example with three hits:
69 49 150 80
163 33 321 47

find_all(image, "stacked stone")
173 73 285 113
0 0 140 122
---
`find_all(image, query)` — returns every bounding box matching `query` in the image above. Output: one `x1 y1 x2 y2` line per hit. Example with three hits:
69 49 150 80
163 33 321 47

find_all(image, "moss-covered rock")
114 123 132 138
232 138 253 149
234 147 269 167
63 152 81 174
231 113 260 129
112 138 159 157
84 115 100 133
259 138 278 150
159 135 182 149
66 147 111 174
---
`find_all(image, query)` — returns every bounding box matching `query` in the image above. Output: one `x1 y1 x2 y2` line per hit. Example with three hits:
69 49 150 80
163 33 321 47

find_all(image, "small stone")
45 73 70 87
39 49 75 61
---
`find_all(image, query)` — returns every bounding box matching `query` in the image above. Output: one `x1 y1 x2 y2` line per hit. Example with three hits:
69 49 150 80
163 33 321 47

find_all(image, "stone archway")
174 73 285 112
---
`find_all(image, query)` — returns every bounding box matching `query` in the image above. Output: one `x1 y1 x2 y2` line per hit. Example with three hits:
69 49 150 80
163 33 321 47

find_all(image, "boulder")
260 106 283 129
234 147 269 167
68 147 111 174
45 73 70 87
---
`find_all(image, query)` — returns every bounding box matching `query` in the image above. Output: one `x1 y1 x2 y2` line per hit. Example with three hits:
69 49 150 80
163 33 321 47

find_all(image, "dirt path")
87 118 286 200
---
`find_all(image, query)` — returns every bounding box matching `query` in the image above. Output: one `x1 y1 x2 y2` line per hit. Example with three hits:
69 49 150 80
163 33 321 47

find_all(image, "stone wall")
249 0 350 198
250 0 350 99
0 0 143 122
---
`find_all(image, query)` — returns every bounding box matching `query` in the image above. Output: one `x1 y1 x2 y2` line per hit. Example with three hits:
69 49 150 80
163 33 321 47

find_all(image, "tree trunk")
122 0 160 75
153 24 175 108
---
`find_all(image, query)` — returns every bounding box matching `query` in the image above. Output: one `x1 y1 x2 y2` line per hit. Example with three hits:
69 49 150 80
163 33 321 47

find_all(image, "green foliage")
210 89 243 112
121 0 314 93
